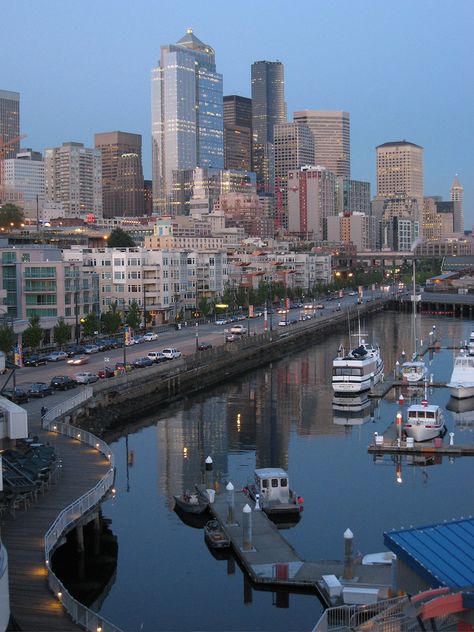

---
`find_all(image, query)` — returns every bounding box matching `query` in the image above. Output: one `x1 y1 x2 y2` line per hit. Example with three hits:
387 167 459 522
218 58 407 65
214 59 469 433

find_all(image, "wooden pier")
196 485 392 607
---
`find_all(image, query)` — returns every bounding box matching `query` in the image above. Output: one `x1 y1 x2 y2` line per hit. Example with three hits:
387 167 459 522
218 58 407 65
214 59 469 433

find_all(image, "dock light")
57 591 62 599
183 446 188 458
396 465 403 484
45 559 49 565
112 488 116 495
97 627 102 632
77 433 81 439
53 425 57 431
96 443 100 448
108 454 111 460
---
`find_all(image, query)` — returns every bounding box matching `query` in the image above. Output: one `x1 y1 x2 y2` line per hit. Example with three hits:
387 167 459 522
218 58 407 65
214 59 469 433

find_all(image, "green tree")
126 300 141 331
198 297 211 318
81 312 100 338
0 323 15 355
22 314 43 350
101 302 123 335
107 227 135 248
53 317 71 347
0 204 24 229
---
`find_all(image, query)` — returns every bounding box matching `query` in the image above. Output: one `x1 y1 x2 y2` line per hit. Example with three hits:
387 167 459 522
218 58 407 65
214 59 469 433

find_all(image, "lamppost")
195 322 199 350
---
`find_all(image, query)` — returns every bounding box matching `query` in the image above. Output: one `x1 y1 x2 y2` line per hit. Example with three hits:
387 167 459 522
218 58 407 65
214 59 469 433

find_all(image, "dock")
196 485 392 607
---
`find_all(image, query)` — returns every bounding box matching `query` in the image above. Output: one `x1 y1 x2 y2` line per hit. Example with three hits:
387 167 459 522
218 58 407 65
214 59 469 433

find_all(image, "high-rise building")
326 212 378 251
223 95 252 171
287 165 336 240
376 140 423 202
335 177 371 215
94 131 144 218
151 29 224 214
44 142 102 219
450 175 464 233
2 150 44 203
251 61 286 194
294 110 350 177
0 90 20 159
274 122 315 228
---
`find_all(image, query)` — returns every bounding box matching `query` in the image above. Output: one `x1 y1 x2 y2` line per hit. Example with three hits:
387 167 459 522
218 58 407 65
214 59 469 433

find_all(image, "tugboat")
245 468 303 523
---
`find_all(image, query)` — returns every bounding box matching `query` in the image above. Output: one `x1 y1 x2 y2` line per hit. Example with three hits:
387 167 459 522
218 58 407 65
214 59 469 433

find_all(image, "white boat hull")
332 369 383 394
447 383 474 399
404 423 444 442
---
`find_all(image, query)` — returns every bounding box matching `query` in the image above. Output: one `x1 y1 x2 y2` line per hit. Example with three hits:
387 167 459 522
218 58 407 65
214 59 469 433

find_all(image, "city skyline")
3 0 473 223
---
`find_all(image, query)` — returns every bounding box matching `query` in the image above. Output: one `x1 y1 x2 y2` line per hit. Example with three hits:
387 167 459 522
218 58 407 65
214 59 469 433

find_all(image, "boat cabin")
407 405 439 421
254 468 291 503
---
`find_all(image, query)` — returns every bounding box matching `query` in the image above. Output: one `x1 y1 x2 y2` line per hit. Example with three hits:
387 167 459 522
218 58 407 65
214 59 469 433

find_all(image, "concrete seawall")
74 301 387 436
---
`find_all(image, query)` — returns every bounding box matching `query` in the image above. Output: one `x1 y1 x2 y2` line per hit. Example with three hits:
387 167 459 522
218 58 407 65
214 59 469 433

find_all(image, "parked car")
278 320 289 327
2 387 29 404
46 351 68 362
124 338 135 346
23 354 49 367
65 344 85 357
147 351 167 363
131 335 145 345
215 319 227 325
50 376 78 390
133 357 154 368
162 348 182 359
225 333 237 342
114 361 134 373
28 382 53 397
197 342 213 351
67 354 89 365
230 324 246 335
315 303 325 310
143 332 159 342
97 366 115 379
83 344 100 354
74 372 99 384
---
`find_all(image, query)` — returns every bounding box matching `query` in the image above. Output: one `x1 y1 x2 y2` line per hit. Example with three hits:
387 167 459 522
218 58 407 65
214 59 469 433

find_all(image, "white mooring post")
449 432 454 446
242 504 253 551
226 481 235 524
343 528 354 580
205 456 213 489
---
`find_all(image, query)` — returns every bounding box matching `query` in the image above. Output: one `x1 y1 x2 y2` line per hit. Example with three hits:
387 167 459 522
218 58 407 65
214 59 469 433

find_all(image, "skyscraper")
0 90 20 159
293 110 350 178
251 61 286 194
94 131 144 218
376 140 423 202
223 95 252 171
287 166 335 240
44 142 102 219
151 29 224 215
450 175 464 233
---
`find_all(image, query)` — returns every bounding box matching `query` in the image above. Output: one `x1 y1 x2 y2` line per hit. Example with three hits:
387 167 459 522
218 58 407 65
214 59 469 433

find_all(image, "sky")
3 0 474 226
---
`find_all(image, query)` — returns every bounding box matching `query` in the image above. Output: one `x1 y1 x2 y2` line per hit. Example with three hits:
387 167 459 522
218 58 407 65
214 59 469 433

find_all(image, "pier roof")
384 518 474 589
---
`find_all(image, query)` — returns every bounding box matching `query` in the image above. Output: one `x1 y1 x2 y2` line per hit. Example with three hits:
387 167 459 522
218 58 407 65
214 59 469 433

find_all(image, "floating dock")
195 484 392 607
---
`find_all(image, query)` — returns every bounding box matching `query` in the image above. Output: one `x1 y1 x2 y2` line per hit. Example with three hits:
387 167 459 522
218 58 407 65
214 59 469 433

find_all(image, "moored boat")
245 468 303 520
447 353 474 399
401 361 428 384
204 519 230 549
332 341 384 394
403 402 445 442
173 491 209 515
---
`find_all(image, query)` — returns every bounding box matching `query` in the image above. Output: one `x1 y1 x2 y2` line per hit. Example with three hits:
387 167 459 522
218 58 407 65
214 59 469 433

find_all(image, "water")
94 312 474 632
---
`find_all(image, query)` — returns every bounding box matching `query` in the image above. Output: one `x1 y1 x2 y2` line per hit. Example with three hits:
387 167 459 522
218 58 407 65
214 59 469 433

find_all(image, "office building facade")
376 140 423 202
335 177 370 215
223 96 252 172
294 110 350 178
0 90 20 159
2 150 44 204
287 165 336 240
151 29 224 214
94 131 144 218
450 175 464 233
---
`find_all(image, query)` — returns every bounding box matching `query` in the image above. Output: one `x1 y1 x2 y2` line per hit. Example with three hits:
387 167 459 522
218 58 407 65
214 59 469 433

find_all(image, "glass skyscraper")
151 30 223 215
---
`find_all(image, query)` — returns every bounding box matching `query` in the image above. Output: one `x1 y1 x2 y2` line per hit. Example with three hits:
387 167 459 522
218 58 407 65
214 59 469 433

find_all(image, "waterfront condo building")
251 61 286 195
293 110 350 178
151 29 224 215
287 165 336 241
94 131 145 219
0 89 20 159
44 142 103 220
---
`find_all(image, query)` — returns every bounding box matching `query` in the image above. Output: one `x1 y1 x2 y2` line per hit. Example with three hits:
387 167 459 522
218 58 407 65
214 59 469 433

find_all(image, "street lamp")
195 322 199 350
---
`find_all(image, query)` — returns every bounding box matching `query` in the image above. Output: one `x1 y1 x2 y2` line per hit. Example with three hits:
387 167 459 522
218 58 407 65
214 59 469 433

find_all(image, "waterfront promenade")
1 398 111 631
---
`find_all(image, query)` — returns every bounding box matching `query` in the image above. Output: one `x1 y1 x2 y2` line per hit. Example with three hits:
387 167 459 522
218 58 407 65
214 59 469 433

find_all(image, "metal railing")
312 596 409 632
42 391 122 632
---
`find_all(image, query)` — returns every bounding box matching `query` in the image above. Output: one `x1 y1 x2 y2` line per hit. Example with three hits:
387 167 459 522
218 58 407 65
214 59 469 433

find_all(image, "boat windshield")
333 367 363 376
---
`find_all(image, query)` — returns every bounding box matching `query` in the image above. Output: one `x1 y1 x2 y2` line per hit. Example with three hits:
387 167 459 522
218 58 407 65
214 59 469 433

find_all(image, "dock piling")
226 481 235 524
242 504 253 551
254 493 261 510
205 456 213 489
343 528 354 580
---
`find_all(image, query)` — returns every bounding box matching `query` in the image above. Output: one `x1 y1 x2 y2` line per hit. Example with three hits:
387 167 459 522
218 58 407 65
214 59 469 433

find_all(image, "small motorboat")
403 402 445 442
245 468 303 521
204 519 230 549
173 491 209 515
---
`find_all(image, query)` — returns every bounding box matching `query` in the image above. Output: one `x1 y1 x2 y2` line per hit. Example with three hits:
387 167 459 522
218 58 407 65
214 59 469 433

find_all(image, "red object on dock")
275 563 289 580
399 394 405 405
434 437 443 448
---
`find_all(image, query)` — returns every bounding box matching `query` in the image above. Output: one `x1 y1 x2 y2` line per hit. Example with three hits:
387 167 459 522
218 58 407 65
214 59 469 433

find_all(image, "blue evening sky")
3 0 473 226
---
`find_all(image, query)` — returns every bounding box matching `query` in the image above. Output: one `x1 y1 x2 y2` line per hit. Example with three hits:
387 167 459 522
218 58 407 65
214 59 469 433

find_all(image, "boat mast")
412 259 417 360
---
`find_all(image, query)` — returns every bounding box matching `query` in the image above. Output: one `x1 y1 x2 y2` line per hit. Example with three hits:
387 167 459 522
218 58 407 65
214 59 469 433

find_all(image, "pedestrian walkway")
1 403 110 631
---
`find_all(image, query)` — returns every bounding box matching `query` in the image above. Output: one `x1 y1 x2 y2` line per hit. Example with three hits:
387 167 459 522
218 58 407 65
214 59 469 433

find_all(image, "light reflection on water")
97 312 474 632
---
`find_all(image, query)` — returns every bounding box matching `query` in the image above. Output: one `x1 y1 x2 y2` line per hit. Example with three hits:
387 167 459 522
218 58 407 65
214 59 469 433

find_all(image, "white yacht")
468 331 474 356
403 402 445 442
332 339 384 394
400 261 428 383
447 352 474 399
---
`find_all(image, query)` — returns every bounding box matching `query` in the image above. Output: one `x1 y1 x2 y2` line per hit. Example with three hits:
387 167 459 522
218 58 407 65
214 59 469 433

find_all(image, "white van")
147 351 166 363
162 348 182 359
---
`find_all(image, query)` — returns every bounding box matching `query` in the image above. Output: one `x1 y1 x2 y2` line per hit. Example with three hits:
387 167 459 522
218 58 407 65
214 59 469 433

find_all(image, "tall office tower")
376 141 423 202
223 95 252 171
274 122 315 229
2 150 44 203
287 166 335 241
450 175 464 233
294 110 350 177
151 29 224 215
251 61 286 194
44 142 102 219
335 177 371 214
0 90 20 158
94 131 144 218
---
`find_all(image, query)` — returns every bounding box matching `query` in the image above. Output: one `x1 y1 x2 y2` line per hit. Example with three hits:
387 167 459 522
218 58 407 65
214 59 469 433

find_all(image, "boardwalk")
1 403 110 632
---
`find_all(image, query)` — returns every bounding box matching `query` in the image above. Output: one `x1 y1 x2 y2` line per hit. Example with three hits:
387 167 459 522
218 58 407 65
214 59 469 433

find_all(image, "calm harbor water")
94 312 474 632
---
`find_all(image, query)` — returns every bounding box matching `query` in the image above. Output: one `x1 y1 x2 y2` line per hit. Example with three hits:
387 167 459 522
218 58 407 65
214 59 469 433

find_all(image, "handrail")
42 391 123 632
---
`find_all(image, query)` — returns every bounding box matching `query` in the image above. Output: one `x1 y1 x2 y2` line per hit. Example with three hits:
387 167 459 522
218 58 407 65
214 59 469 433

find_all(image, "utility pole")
143 280 147 333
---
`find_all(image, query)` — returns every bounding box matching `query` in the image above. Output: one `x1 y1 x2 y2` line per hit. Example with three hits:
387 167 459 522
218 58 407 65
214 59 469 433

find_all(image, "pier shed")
384 517 474 595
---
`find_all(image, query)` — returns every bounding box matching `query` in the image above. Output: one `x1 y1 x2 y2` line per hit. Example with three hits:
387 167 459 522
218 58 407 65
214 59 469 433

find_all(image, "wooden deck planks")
1 409 111 631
